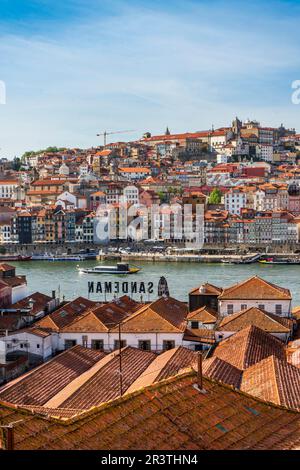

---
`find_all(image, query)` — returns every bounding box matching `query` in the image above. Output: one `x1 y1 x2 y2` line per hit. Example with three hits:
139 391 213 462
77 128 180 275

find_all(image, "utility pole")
197 352 203 391
118 322 123 396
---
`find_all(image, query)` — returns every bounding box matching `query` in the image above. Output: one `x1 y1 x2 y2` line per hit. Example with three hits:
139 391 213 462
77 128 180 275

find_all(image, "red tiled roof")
0 346 106 406
59 347 156 410
187 306 218 323
113 297 188 333
190 282 222 296
212 325 285 370
36 297 97 331
1 372 300 450
219 276 291 300
11 292 52 317
202 357 242 388
217 307 292 334
241 355 300 412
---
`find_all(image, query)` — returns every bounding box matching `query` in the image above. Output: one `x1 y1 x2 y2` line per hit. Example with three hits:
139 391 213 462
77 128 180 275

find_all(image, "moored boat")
259 257 300 265
0 255 32 261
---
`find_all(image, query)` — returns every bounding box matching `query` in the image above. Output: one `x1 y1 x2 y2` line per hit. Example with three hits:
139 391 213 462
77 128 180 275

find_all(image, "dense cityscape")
1 118 300 252
1 0 300 458
0 118 300 451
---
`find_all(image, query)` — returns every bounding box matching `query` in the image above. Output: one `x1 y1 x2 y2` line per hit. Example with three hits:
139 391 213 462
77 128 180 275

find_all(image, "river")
11 260 300 307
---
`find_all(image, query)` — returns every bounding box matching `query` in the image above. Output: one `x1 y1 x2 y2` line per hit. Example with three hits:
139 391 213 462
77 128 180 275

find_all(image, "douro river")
12 260 300 307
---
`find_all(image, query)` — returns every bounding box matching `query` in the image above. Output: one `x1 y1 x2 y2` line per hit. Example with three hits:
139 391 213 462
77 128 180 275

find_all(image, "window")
138 340 151 351
91 339 104 351
227 304 234 315
36 344 40 349
114 339 127 350
163 340 175 351
65 339 77 349
82 335 88 348
241 304 247 310
275 304 282 315
191 321 199 329
258 304 265 310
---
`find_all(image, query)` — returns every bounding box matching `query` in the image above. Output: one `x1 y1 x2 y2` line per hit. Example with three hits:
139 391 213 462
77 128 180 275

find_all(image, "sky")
0 0 300 157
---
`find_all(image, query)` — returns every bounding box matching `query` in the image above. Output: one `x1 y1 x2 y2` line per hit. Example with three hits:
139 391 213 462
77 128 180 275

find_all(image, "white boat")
78 262 141 275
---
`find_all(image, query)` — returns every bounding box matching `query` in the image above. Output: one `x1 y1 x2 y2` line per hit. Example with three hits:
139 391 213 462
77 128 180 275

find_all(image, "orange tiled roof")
219 276 291 300
1 372 300 450
241 355 300 412
187 306 218 324
189 282 222 296
11 292 52 317
0 346 105 406
217 307 292 334
36 297 97 331
212 325 285 370
202 357 242 388
127 347 197 394
57 347 156 410
112 297 188 333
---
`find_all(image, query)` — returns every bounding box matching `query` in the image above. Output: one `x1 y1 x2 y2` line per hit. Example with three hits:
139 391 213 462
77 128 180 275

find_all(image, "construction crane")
96 130 137 147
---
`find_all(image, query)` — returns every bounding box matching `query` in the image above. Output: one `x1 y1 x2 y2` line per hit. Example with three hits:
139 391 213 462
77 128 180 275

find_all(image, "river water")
12 260 300 308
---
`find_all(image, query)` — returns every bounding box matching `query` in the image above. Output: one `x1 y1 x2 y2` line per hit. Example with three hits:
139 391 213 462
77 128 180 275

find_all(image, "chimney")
52 290 56 300
0 426 14 450
193 351 207 394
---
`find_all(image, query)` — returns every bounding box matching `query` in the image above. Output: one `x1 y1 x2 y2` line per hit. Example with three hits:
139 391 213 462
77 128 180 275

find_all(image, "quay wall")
2 243 300 262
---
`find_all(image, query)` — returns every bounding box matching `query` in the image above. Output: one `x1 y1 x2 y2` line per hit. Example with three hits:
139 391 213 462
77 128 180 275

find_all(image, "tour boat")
78 262 141 275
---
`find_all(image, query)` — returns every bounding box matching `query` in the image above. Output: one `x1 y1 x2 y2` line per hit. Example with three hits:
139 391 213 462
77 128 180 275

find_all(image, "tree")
208 188 222 205
12 157 22 171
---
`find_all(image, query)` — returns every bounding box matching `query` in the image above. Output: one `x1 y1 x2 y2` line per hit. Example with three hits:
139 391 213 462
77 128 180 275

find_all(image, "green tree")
208 188 222 204
12 157 22 171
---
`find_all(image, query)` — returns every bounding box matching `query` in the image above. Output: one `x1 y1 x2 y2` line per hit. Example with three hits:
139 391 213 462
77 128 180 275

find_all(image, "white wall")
218 299 291 317
3 331 52 360
12 284 28 304
215 330 289 342
57 331 184 352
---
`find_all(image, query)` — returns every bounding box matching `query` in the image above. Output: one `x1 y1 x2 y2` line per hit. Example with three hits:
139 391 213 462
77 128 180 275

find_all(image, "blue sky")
0 0 300 157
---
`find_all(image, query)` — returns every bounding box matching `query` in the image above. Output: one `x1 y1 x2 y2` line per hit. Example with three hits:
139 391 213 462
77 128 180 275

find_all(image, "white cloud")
0 1 299 156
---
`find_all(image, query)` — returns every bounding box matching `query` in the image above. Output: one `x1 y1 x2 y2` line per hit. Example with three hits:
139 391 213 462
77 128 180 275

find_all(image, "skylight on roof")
244 406 260 416
215 424 228 433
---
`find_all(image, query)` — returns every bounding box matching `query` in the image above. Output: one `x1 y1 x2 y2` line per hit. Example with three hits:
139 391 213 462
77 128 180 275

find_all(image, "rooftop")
0 371 300 450
212 325 285 370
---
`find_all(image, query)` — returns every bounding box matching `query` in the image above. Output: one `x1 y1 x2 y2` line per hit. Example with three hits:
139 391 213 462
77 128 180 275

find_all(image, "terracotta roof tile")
202 357 242 388
112 297 188 333
0 346 105 406
219 276 291 300
36 297 97 331
187 306 218 323
217 307 293 334
212 325 285 370
241 356 300 412
59 347 156 409
189 282 222 296
1 372 300 450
